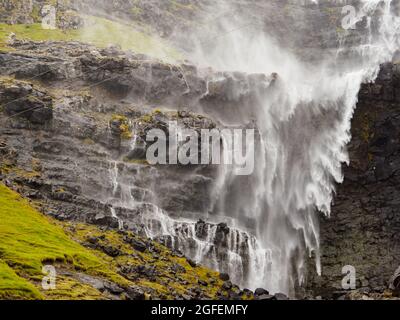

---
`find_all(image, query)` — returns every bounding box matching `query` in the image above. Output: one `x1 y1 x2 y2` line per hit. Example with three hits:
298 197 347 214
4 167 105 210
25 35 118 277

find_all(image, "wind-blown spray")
188 0 400 294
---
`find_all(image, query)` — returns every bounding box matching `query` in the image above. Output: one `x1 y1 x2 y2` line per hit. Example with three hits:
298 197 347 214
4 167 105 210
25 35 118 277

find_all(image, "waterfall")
188 0 400 295
102 0 400 296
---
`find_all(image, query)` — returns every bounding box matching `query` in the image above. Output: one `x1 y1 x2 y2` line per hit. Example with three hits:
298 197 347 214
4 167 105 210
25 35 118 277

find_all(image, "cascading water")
105 122 271 288
188 0 400 295
104 0 400 296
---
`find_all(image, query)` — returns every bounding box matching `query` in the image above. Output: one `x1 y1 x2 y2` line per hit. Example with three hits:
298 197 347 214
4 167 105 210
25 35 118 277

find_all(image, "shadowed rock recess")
0 0 400 300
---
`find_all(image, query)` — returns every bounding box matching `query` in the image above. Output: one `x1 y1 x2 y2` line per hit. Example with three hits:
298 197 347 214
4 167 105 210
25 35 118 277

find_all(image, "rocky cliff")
305 62 400 299
0 0 400 300
0 38 275 300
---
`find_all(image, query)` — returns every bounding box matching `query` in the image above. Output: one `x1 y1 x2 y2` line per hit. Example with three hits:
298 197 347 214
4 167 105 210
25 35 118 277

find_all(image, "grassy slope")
0 183 129 300
0 15 180 61
0 182 228 300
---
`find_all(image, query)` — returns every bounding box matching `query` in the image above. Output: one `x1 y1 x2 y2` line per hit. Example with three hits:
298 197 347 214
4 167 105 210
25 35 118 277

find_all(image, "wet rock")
92 213 119 229
256 294 276 300
219 273 230 281
124 236 147 253
135 265 158 279
51 189 74 202
187 259 197 268
214 223 230 246
126 144 147 160
171 263 186 274
125 286 146 300
195 219 208 240
309 62 400 296
254 288 269 296
222 281 232 290
153 235 173 249
104 282 124 295
228 291 242 300
86 236 99 245
274 293 289 300
102 245 122 257
198 279 208 287
29 106 53 124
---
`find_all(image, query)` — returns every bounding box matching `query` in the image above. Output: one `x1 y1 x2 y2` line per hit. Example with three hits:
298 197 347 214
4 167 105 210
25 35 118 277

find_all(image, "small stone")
219 273 230 281
274 293 289 300
198 279 208 286
187 259 197 268
102 245 122 257
87 236 99 245
255 288 269 296
130 239 147 253
126 286 145 300
222 281 232 290
104 282 124 294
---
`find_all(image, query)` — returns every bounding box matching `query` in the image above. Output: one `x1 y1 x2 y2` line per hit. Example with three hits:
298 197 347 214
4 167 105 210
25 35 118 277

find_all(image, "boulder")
219 273 230 281
126 286 146 300
254 288 269 296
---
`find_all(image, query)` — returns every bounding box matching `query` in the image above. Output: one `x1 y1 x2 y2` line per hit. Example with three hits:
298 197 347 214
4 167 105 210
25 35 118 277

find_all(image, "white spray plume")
186 0 400 294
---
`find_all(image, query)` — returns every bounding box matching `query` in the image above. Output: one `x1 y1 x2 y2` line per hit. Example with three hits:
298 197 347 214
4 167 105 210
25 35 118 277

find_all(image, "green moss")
111 114 132 140
0 184 130 299
79 15 180 61
82 138 95 145
0 183 228 300
0 23 79 51
139 114 153 123
0 261 42 300
123 158 149 165
0 14 181 61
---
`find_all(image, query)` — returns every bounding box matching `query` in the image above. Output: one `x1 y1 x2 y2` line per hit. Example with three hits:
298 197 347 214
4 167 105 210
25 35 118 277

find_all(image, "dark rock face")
0 80 53 124
308 62 400 298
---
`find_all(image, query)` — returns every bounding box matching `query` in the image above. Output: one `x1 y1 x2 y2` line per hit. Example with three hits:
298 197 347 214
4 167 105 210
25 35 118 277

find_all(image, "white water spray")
99 0 400 296
187 0 400 294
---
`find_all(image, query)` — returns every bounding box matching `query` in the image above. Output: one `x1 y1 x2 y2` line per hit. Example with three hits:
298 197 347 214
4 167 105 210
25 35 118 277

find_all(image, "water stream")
105 0 400 295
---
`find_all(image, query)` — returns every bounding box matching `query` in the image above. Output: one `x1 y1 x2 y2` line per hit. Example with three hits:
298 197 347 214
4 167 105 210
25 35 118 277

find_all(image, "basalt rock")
307 62 400 298
0 80 53 124
1 33 399 299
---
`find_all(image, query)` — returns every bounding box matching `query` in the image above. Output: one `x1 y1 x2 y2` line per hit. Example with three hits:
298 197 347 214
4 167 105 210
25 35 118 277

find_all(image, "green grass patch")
0 261 42 300
0 184 130 299
0 183 226 300
0 15 181 61
0 184 102 275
